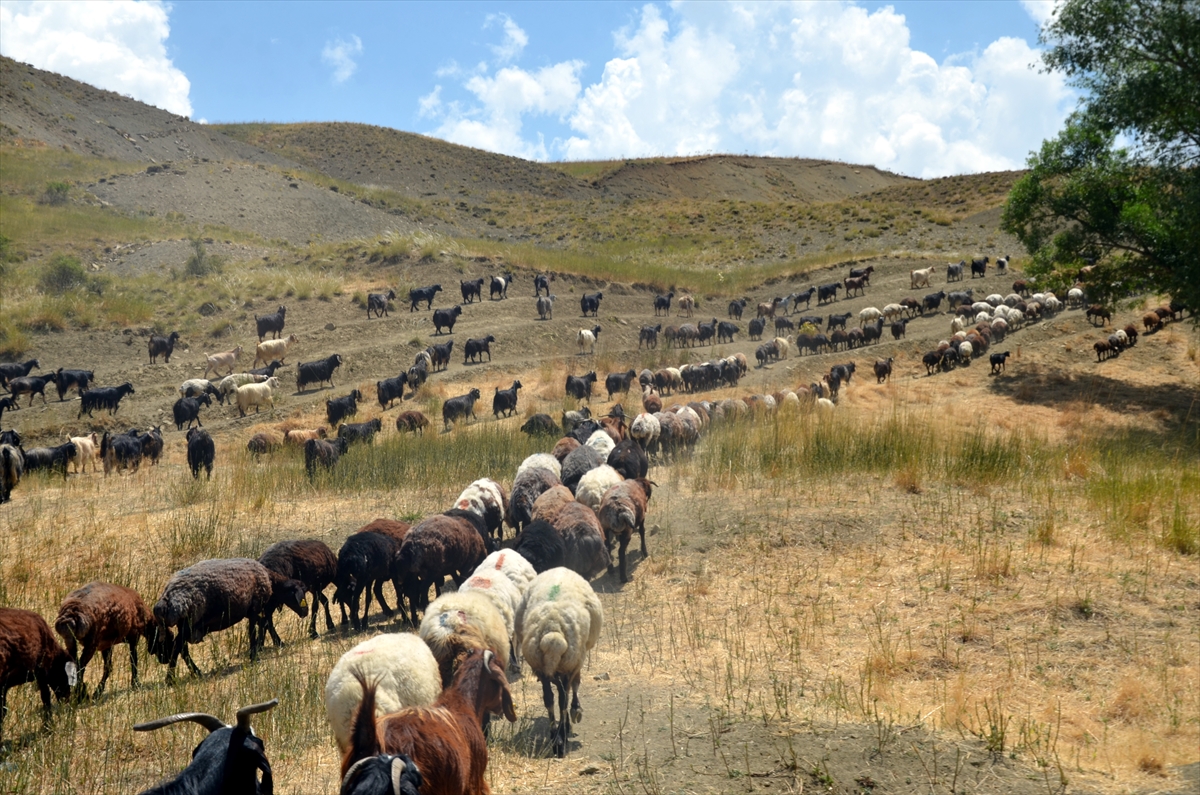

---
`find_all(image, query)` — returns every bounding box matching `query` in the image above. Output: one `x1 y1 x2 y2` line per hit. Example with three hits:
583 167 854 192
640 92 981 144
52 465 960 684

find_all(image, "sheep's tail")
539 631 569 676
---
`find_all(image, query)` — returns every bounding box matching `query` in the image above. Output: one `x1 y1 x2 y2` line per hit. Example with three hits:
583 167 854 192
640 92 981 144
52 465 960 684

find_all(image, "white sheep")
629 412 660 451
971 301 992 314
816 397 835 411
324 632 441 754
951 316 968 334
959 341 974 364
253 334 299 367
1004 293 1022 307
452 478 508 539
516 567 603 758
859 307 883 325
986 294 1004 307
882 303 904 322
203 345 243 379
975 311 992 324
473 549 537 596
217 372 268 401
584 429 615 459
1067 287 1084 307
517 453 562 479
235 376 281 417
458 569 522 652
574 464 623 512
419 590 510 686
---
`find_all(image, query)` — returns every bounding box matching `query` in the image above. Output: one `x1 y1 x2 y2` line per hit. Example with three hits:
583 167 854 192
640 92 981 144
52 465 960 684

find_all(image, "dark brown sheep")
597 479 655 583
532 488 610 580
392 515 489 625
0 607 75 740
53 582 169 699
356 518 412 545
552 436 581 463
258 540 338 639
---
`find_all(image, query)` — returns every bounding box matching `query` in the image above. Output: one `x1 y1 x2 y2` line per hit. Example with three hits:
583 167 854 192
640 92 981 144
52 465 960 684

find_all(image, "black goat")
717 321 738 343
139 427 164 465
971 257 989 278
534 274 551 296
817 283 842 304
55 368 94 401
464 335 495 364
173 394 211 431
408 285 442 311
297 354 343 391
605 370 637 400
580 291 603 317
490 274 512 299
132 699 277 795
654 291 674 316
186 428 215 480
23 442 77 480
0 358 39 388
793 287 817 310
442 388 482 428
338 419 383 447
305 437 349 479
148 332 181 364
376 373 408 409
923 291 947 313
248 360 285 378
79 383 135 418
565 371 597 402
255 306 287 341
326 389 363 428
748 318 765 340
460 278 484 304
493 380 522 418
101 430 143 475
8 374 55 406
367 290 396 319
432 305 462 335
638 324 661 349
427 341 453 371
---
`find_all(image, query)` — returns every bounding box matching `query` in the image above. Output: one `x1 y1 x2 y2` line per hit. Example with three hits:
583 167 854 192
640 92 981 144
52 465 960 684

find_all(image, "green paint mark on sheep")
547 584 560 601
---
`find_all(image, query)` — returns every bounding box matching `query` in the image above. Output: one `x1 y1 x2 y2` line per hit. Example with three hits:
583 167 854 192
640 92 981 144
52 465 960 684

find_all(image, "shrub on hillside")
38 254 87 293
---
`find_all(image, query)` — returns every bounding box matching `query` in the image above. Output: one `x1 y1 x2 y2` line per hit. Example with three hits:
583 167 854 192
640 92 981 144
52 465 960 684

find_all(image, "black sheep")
259 539 338 639
607 438 648 480
511 520 567 574
186 428 215 480
334 531 399 631
520 413 558 436
305 437 349 478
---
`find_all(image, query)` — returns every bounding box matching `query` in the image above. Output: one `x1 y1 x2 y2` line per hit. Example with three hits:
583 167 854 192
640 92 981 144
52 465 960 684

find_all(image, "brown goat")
1 607 76 740
54 582 168 698
551 436 581 463
285 427 327 445
396 411 431 434
342 649 516 795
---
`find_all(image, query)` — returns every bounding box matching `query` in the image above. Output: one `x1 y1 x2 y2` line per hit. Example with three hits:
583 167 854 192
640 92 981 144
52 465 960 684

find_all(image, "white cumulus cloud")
421 1 1073 176
487 14 528 64
321 34 363 84
1020 0 1059 27
0 0 193 116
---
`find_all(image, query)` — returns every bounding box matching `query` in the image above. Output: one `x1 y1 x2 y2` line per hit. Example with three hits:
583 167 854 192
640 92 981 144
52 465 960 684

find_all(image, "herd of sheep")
0 259 1192 793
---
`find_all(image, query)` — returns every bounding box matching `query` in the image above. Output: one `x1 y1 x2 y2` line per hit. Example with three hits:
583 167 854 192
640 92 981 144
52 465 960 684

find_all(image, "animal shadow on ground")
989 366 1200 427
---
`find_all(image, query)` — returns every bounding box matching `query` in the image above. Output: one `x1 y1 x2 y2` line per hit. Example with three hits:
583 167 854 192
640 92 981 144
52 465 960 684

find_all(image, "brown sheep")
54 582 168 699
258 540 338 639
285 427 327 445
357 518 412 545
1143 311 1163 332
597 479 654 583
396 411 431 434
533 488 610 580
1 608 76 739
552 436 581 463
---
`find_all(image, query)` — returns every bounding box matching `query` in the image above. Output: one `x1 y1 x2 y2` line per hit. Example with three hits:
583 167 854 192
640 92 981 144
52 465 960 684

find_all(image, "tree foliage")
1002 0 1200 311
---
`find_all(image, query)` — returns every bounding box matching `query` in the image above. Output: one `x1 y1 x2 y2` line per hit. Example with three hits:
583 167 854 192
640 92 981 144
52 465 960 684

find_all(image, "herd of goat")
0 260 1192 794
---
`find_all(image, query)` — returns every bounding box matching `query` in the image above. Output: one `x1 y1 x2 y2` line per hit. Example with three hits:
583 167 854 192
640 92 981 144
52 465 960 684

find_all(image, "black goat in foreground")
133 699 278 795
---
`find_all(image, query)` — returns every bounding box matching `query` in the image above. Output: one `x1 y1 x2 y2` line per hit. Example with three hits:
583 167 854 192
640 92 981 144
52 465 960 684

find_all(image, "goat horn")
235 698 279 731
134 713 226 733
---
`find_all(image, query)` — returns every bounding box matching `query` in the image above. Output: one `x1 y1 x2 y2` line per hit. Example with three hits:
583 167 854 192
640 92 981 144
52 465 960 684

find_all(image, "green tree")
1002 0 1200 312
42 181 70 205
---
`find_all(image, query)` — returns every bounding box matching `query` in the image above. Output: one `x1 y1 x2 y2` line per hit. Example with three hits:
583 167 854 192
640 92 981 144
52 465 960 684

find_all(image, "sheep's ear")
65 661 78 687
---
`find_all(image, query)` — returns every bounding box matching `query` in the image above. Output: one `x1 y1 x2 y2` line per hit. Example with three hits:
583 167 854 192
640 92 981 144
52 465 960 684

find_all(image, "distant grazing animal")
186 427 215 480
605 370 637 400
339 419 383 447
728 298 747 319
990 351 1011 373
138 427 164 466
492 381 522 418
78 382 135 418
22 442 77 480
148 332 181 364
248 359 286 378
396 411 431 434
946 261 965 281
460 278 484 304
326 389 364 428
817 283 841 304
367 290 396 318
443 388 483 428
1143 311 1164 332
376 372 409 409
996 255 1010 273
203 346 243 379
970 256 989 278
1 434 22 503
1086 305 1111 326
236 376 282 417
844 276 867 296
255 305 287 341
67 432 99 474
0 359 40 389
427 340 454 371
464 335 495 364
677 294 695 317
254 334 299 367
565 372 597 402
638 324 661 349
409 285 443 311
173 394 211 431
520 414 558 437
793 287 817 310
490 274 513 299
7 374 55 406
577 325 601 355
873 357 893 384
580 291 603 317
433 305 463 335
534 273 551 296
653 291 674 316
297 354 343 390
537 294 555 320
306 437 349 478
910 267 935 289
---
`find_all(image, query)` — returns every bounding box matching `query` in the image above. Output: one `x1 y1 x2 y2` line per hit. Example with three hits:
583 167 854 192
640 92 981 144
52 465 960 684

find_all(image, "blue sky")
0 1 1069 176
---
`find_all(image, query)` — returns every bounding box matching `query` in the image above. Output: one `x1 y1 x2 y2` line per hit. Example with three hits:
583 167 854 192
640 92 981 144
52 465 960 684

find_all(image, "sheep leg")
91 647 116 698
569 671 583 723
128 638 140 689
35 674 54 728
264 613 284 647
540 674 556 723
638 520 648 558
179 643 202 676
351 589 364 632
372 577 394 619
554 675 571 758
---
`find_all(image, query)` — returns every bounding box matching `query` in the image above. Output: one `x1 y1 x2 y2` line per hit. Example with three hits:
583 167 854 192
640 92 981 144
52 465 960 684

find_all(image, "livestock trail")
0 253 1197 795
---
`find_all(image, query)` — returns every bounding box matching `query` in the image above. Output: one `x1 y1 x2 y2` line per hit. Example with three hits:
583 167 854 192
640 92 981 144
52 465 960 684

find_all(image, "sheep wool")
574 465 623 512
325 633 442 753
517 453 561 479
419 591 509 686
473 549 537 596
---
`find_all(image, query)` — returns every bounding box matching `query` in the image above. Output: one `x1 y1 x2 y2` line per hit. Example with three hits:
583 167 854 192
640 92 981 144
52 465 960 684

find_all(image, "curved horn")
391 756 408 795
134 713 226 733
235 698 279 731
